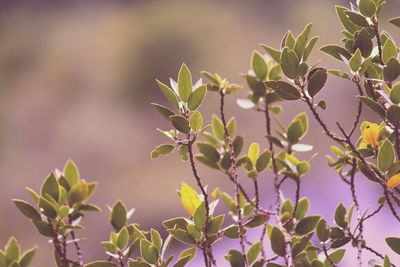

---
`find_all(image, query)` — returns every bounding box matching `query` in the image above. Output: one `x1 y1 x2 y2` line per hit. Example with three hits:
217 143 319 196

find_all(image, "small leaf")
295 215 320 235
377 139 395 172
187 85 207 111
151 103 175 121
156 80 179 109
190 111 203 131
345 11 369 27
63 160 80 187
13 199 41 221
382 38 398 64
386 237 400 255
170 115 191 134
5 237 20 262
383 58 400 82
280 48 299 79
359 0 376 17
256 150 272 172
151 144 175 159
252 51 268 80
84 261 117 267
389 17 400 28
265 81 301 100
349 49 362 72
308 68 327 97
110 201 128 231
19 246 37 267
320 45 351 61
117 227 129 249
41 173 60 202
357 96 385 117
270 227 286 257
334 203 347 228
212 115 225 140
226 250 245 267
247 241 261 265
178 64 192 102
316 219 330 242
260 44 281 62
387 105 400 125
140 239 159 265
180 183 201 216
248 143 260 167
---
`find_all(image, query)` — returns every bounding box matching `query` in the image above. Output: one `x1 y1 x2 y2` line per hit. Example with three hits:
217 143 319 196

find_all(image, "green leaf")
335 5 359 33
382 38 398 64
252 51 268 80
334 203 347 228
197 142 220 162
345 11 369 27
212 115 225 140
386 237 400 255
383 58 400 82
84 261 117 267
359 0 376 17
110 201 128 231
63 160 79 187
117 227 129 249
207 214 225 235
151 103 175 121
193 202 206 231
320 45 351 61
294 197 310 220
265 81 301 100
173 247 196 267
303 36 319 61
167 229 196 245
377 139 395 172
280 48 299 79
349 49 362 72
248 143 260 167
270 226 286 257
13 199 41 221
294 23 313 60
5 237 20 262
38 196 57 219
187 85 207 111
287 120 304 144
225 250 245 267
389 17 400 28
189 111 203 131
19 246 37 267
41 173 60 202
256 150 272 172
357 96 385 117
151 144 175 159
316 219 330 242
390 84 400 104
295 215 321 235
178 63 192 102
383 255 391 267
140 239 159 265
247 241 261 265
324 249 345 266
308 68 327 97
354 28 373 58
156 80 179 109
260 44 281 62
387 105 400 125
170 115 191 134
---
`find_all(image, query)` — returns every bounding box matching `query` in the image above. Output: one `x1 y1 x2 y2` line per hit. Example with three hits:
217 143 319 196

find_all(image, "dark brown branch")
187 138 215 267
302 92 345 143
219 91 247 264
348 78 364 138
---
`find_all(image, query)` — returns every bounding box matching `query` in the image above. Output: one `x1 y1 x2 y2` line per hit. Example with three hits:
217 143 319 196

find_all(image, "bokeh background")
1 0 400 265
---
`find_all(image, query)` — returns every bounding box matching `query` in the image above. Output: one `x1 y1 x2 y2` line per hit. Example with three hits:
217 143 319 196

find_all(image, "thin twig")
219 91 247 264
187 138 215 267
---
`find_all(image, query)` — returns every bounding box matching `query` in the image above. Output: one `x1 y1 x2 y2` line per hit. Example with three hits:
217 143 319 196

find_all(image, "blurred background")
1 0 400 265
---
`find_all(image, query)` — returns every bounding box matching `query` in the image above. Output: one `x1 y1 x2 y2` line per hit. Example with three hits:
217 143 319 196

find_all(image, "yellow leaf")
361 122 379 147
180 182 201 216
387 173 400 189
